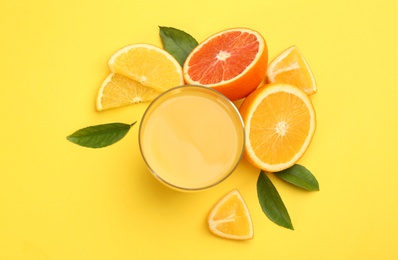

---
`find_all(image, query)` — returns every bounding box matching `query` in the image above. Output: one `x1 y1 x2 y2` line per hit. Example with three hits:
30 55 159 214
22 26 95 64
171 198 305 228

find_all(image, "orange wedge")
183 28 268 101
96 73 161 111
239 83 316 172
266 46 317 95
208 189 254 240
108 43 184 92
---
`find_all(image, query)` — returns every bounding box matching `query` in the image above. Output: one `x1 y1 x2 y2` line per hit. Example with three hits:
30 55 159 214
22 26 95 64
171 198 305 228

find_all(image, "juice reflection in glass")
139 85 244 191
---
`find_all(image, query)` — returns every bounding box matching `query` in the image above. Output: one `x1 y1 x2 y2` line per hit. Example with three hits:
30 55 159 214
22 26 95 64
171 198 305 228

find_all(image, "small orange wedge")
208 189 254 240
266 46 317 95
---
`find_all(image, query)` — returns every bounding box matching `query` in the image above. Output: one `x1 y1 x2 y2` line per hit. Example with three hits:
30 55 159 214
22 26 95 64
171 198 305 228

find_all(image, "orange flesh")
250 91 311 164
274 50 311 85
267 47 316 95
210 193 252 236
187 31 260 84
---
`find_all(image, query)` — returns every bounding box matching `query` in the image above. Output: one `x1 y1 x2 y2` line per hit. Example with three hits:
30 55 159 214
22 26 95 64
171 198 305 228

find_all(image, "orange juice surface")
139 86 244 191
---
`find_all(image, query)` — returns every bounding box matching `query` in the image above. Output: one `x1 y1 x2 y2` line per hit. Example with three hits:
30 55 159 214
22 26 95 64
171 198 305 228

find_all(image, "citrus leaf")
159 26 198 66
257 171 294 230
275 164 319 191
66 122 136 148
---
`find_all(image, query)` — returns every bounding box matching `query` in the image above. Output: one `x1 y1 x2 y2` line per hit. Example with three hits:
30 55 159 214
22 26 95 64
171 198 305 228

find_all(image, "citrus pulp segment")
266 46 317 95
239 83 316 172
108 44 184 92
208 189 254 240
183 28 268 101
96 73 161 111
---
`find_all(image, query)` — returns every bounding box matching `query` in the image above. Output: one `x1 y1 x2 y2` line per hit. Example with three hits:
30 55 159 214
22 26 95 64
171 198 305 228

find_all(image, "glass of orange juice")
138 85 245 191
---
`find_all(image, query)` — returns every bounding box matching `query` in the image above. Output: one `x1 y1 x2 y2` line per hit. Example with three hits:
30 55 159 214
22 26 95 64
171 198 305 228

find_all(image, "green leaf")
159 26 198 66
275 164 320 191
66 122 136 148
257 171 294 230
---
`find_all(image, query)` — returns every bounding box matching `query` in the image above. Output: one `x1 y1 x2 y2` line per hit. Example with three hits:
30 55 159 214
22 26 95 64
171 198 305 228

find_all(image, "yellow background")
1 0 397 259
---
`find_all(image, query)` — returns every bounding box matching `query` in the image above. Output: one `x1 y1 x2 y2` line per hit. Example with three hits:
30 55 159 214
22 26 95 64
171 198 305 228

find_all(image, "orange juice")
139 85 244 191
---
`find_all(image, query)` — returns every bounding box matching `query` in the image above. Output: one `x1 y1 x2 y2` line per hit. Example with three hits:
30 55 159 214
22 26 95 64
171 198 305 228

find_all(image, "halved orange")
239 83 316 172
208 189 254 240
96 73 160 111
266 45 317 95
183 28 268 101
108 43 184 92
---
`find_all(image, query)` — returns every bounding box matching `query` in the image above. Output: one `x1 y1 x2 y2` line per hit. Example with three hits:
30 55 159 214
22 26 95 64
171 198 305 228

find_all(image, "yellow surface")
1 0 397 259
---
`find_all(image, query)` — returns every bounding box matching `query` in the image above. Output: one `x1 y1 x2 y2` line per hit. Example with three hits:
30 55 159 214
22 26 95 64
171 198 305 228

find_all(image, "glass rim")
138 84 245 192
